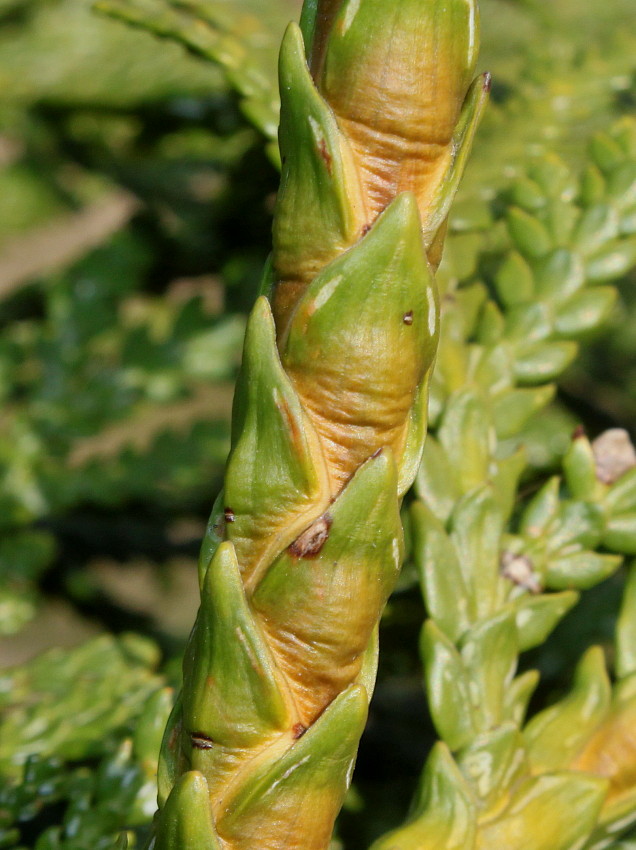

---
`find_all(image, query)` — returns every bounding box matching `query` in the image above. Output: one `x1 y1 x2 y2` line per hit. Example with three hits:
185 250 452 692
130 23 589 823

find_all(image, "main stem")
151 2 483 848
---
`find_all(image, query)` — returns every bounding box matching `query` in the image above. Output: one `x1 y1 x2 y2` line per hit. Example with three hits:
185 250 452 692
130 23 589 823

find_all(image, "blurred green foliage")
0 0 635 847
0 635 170 849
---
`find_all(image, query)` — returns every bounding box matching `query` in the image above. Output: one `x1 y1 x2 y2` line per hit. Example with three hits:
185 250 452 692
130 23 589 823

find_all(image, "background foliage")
0 0 635 848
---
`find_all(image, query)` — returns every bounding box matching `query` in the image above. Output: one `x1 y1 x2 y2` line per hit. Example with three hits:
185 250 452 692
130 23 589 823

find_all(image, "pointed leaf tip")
371 742 476 849
155 771 222 850
282 191 436 492
182 541 291 748
217 685 368 850
253 450 401 724
274 22 366 337
226 295 329 588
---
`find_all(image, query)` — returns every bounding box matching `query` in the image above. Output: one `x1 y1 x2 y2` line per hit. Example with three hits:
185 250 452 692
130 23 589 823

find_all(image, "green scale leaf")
507 207 553 259
616 563 636 679
399 372 436 498
507 176 547 213
494 251 535 307
157 694 187 808
182 541 291 750
437 389 493 495
449 487 504 621
523 646 611 773
282 191 438 496
412 500 474 643
591 133 627 174
512 340 578 385
252 450 403 725
491 447 527 523
553 287 617 338
546 499 605 551
574 204 620 255
534 249 585 303
457 723 528 815
273 22 367 329
369 743 477 850
586 237 636 282
154 772 223 850
503 671 540 728
198 489 225 587
503 301 554 344
563 432 599 502
215 685 368 850
520 476 561 536
422 620 478 751
474 772 608 850
580 164 607 207
459 610 519 732
470 342 514 398
224 296 330 591
512 591 579 652
604 514 636 555
605 469 636 514
422 73 491 249
545 550 622 590
298 0 319 52
492 385 556 439
415 435 462 524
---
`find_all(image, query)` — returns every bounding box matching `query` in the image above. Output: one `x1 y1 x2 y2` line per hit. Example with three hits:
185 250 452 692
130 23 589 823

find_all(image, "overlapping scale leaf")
411 501 474 643
457 723 527 816
512 591 579 652
414 435 462 524
503 671 540 728
271 23 367 338
252 451 402 725
316 0 480 224
224 296 330 589
421 620 478 751
215 685 368 850
181 542 291 750
155 772 222 850
474 772 608 850
492 385 556 440
523 647 612 773
422 73 491 251
545 550 622 590
369 744 477 850
415 395 525 526
282 191 438 495
437 390 494 495
449 487 503 621
507 207 553 260
458 610 519 731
